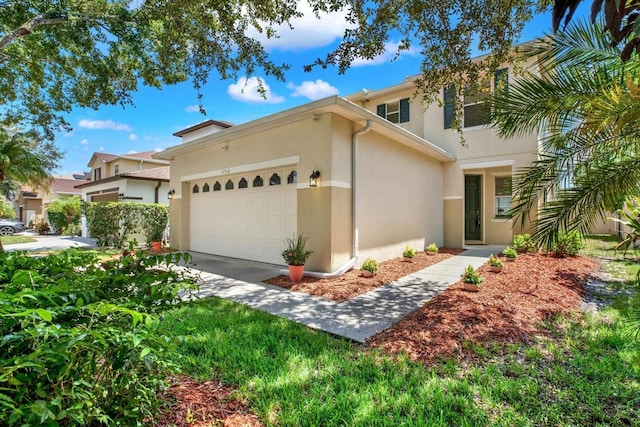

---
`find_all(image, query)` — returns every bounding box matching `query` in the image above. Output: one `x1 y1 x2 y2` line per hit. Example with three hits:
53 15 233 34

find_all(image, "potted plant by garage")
425 242 439 255
360 257 378 277
488 254 503 272
403 246 416 262
461 264 483 292
282 234 313 281
148 229 164 252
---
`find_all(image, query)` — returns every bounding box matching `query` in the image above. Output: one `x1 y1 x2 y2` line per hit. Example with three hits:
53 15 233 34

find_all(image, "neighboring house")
15 175 87 225
75 151 171 204
154 59 549 273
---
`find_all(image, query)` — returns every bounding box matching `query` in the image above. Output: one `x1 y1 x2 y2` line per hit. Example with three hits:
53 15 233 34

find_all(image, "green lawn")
160 235 640 426
0 234 36 245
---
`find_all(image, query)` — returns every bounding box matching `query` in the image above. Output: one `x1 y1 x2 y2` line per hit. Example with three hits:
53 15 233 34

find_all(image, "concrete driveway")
3 232 97 252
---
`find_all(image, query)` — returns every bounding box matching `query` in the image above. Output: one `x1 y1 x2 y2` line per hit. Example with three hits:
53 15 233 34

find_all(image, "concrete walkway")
189 248 499 343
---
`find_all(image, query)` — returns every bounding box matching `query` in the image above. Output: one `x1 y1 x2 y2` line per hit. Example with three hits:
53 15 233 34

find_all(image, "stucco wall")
356 131 444 262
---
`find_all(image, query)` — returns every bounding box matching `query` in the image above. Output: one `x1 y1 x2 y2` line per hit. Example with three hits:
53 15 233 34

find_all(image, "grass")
161 291 640 425
0 234 36 245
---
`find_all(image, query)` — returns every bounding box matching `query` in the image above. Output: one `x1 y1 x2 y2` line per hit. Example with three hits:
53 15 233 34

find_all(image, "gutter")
154 180 162 203
283 119 374 279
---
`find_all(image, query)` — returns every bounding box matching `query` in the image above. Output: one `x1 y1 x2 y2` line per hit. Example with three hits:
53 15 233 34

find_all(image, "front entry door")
464 175 482 241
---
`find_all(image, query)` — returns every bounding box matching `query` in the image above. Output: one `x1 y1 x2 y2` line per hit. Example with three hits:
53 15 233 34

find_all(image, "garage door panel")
190 174 297 264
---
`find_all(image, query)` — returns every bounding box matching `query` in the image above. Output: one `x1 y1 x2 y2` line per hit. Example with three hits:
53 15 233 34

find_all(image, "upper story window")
444 68 509 129
376 98 409 124
495 176 512 218
93 167 102 181
114 164 119 175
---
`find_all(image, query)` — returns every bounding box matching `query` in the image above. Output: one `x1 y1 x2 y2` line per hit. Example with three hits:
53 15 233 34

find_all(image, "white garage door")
189 168 297 265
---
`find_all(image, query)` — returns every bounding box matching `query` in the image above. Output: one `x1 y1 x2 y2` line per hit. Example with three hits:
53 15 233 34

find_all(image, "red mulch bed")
264 248 464 302
154 251 599 425
369 252 599 364
153 376 262 427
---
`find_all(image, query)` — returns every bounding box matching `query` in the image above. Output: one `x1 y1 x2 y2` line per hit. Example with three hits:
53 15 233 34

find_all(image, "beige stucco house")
155 64 547 273
15 175 87 225
76 151 171 204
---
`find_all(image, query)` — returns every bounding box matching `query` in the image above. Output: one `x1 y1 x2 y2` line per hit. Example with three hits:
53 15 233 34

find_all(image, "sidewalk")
189 248 498 343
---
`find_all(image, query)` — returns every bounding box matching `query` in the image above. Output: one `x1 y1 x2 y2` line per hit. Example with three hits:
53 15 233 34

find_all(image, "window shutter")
443 84 455 129
399 98 410 123
494 68 508 93
376 104 386 118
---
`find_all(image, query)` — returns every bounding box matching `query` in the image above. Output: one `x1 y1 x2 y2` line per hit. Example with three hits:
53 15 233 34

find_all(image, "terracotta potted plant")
281 234 313 281
402 246 416 262
488 254 503 272
360 257 378 277
425 242 439 255
461 264 483 292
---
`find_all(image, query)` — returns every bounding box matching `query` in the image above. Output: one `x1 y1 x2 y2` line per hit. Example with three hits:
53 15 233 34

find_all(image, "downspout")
154 180 162 203
287 119 373 279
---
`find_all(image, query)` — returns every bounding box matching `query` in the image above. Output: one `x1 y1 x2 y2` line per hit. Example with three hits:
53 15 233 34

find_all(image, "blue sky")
54 3 589 175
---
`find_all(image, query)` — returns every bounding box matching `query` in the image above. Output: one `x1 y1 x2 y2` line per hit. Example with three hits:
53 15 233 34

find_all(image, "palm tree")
0 129 59 251
491 19 640 249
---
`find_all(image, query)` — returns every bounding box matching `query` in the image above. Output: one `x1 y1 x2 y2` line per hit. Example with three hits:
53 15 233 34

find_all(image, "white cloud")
185 105 200 113
129 133 138 141
78 119 132 131
248 2 351 51
127 150 137 154
227 77 285 104
154 147 164 152
287 79 339 100
98 146 105 151
351 41 420 67
80 139 89 145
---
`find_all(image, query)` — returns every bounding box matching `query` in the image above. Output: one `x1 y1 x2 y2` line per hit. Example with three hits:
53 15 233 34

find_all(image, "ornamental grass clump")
282 233 313 265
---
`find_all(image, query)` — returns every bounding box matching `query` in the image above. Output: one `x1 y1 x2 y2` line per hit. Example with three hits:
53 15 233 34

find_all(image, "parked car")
0 219 26 236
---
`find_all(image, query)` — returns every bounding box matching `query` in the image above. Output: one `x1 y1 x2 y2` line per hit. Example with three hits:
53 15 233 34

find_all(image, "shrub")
403 246 416 258
360 257 378 274
488 254 503 267
47 196 82 234
553 231 583 257
461 264 483 285
34 220 50 235
503 246 518 259
0 197 16 219
0 249 198 426
425 243 439 253
83 202 169 248
511 233 536 253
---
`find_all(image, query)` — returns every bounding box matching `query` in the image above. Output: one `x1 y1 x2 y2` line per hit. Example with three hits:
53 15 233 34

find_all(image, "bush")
0 249 198 426
461 264 483 285
360 257 378 274
34 221 50 235
83 202 168 248
511 233 536 253
47 196 82 235
46 210 67 234
503 246 518 259
553 231 583 257
403 246 416 258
